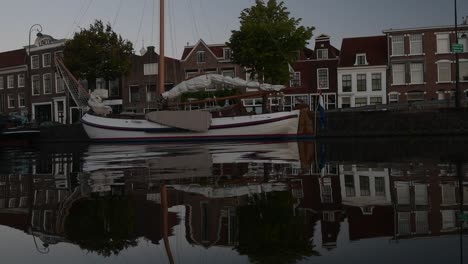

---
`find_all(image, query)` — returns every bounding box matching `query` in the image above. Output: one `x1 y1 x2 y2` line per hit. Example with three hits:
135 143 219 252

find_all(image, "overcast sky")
0 0 467 58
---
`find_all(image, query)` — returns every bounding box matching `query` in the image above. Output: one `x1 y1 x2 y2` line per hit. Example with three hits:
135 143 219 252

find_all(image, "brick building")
383 24 468 104
0 49 28 117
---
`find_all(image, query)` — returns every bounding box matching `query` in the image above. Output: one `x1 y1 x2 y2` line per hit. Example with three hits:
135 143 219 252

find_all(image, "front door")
54 99 66 124
35 104 52 124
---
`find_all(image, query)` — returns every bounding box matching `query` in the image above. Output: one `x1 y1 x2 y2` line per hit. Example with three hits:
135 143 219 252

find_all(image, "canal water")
0 138 467 264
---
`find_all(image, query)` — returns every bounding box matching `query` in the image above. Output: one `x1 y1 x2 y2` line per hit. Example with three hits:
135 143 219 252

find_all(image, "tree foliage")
228 0 314 85
63 20 133 89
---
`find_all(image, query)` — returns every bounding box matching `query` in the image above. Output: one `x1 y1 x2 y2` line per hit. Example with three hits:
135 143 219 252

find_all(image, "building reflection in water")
0 141 466 262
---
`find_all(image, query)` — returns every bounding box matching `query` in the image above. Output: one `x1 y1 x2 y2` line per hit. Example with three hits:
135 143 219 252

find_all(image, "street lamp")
28 24 42 122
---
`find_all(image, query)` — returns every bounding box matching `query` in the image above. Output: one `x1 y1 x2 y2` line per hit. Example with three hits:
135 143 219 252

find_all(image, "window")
414 184 428 205
146 84 157 102
42 53 51 67
441 184 456 205
7 75 14 88
129 85 140 102
355 54 367 65
0 76 3 89
342 75 352 92
341 97 351 108
370 97 383 105
392 35 404 56
55 73 64 93
415 211 429 234
375 177 386 196
357 74 366 92
317 68 329 89
410 63 424 84
437 33 450 53
96 78 105 90
437 61 451 82
144 63 158 75
372 73 382 91
31 55 39 69
392 64 405 85
197 51 206 63
223 48 232 61
317 49 328 60
7 94 15 108
398 212 411 235
460 61 468 81
344 175 355 197
290 72 301 87
0 95 3 112
43 74 52 94
460 34 468 52
18 93 25 108
186 70 198 79
18 74 25 88
407 91 425 102
32 75 40 95
355 97 367 107
442 210 456 229
359 176 370 196
410 34 423 54
109 79 119 96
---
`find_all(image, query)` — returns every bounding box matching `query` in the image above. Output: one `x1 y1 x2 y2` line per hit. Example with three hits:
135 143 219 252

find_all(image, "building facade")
384 24 468 104
0 49 28 117
337 36 388 108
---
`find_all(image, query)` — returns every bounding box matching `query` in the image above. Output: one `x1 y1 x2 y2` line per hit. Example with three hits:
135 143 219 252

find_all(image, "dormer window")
355 54 367 66
317 49 328 60
223 48 232 61
39 39 51 46
197 51 206 63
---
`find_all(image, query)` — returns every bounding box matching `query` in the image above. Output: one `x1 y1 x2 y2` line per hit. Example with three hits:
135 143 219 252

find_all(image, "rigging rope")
112 0 124 27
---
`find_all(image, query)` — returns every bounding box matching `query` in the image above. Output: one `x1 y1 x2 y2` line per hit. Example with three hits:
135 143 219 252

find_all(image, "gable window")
31 55 39 69
290 72 301 87
357 74 366 92
43 73 52 94
144 63 158 76
372 73 382 91
55 73 64 93
355 54 367 65
197 51 206 63
317 68 329 89
342 75 352 92
410 63 424 84
18 74 25 88
410 34 423 54
459 61 468 81
223 48 232 61
32 75 40 95
437 60 451 82
392 35 404 56
437 33 450 53
7 94 15 109
317 49 328 60
7 75 14 88
42 53 51 67
18 93 25 108
392 64 405 85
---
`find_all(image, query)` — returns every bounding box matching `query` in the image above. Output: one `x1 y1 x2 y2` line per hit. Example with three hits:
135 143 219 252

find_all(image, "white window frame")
409 34 423 55
196 51 206 63
459 60 468 82
18 74 25 88
369 96 383 105
223 48 232 61
55 73 65 93
388 92 400 103
7 94 15 108
342 74 352 92
290 72 301 87
391 35 405 56
317 49 328 60
143 63 158 75
32 75 40 96
31 55 39 69
43 73 52 94
436 33 450 54
357 73 367 92
372 73 382 91
410 63 424 84
317 68 329 89
18 93 25 108
7 75 14 88
355 53 368 65
436 60 452 83
392 64 405 85
42 53 51 67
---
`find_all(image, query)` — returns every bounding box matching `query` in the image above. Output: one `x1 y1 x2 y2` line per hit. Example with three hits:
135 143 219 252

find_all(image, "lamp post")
28 24 42 122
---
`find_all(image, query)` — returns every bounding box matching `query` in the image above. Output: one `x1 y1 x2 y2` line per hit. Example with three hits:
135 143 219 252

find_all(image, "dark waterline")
0 138 466 264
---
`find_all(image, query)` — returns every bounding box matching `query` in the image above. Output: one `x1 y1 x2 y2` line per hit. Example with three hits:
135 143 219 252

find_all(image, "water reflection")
0 140 466 263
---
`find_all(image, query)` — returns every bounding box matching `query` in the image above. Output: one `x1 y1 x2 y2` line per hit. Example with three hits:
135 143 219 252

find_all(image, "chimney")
147 46 156 54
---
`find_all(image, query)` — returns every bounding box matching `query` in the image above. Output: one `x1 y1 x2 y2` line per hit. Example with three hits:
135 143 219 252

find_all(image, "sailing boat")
65 0 309 142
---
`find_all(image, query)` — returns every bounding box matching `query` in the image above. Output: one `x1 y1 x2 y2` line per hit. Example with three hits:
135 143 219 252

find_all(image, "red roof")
0 49 27 69
338 36 387 67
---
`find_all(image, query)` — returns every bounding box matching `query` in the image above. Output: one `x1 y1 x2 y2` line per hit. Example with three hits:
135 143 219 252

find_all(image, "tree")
228 0 314 85
63 20 133 90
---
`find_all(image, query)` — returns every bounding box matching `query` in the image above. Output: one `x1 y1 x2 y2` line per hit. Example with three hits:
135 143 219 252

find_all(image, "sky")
0 0 467 59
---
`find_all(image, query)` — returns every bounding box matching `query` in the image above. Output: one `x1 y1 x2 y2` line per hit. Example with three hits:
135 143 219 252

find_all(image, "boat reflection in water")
0 140 466 263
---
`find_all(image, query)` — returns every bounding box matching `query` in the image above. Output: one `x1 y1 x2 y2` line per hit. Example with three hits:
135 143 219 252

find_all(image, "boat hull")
81 110 310 142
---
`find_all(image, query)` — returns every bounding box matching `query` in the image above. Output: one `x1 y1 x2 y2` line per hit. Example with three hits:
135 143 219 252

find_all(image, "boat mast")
159 0 165 95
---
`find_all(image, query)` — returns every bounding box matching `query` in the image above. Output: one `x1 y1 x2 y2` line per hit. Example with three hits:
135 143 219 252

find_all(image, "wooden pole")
161 184 175 264
159 0 165 95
